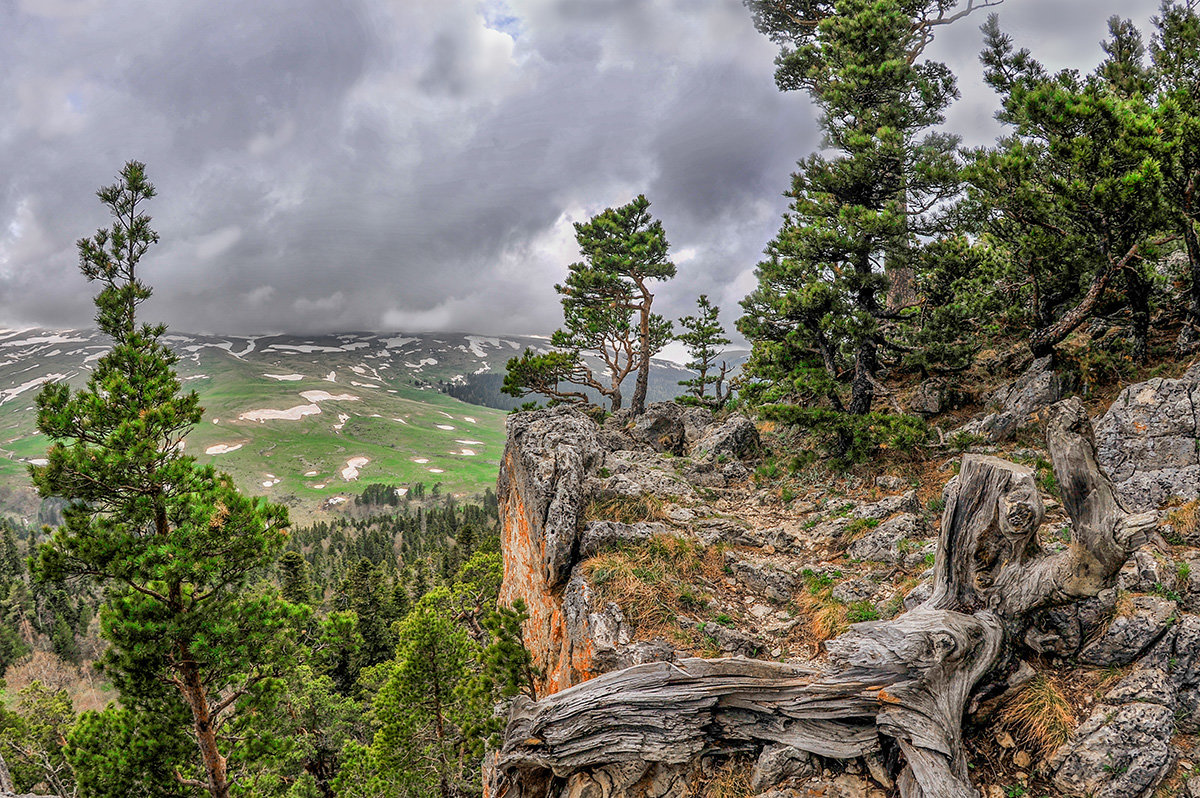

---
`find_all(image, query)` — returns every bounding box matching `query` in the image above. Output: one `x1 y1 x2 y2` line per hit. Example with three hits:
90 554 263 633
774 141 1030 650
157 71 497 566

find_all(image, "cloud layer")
0 0 1161 335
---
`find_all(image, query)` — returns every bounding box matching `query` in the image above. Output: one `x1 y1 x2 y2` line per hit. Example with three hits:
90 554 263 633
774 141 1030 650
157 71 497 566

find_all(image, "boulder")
954 355 1074 442
1078 595 1178 666
1095 362 1200 512
625 402 687 455
851 490 920 520
690 414 760 461
846 513 925 564
1048 686 1175 798
579 520 674 558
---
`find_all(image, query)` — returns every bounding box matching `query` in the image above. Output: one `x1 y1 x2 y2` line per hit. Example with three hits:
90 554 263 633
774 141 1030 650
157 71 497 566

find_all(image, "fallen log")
495 398 1156 797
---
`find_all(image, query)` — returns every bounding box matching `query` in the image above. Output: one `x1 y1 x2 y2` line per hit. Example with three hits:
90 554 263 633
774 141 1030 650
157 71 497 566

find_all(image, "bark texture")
495 398 1149 798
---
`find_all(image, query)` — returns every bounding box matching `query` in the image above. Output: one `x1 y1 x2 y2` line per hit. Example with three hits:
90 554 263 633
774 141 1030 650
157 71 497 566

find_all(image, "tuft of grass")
846 600 880 623
583 535 717 631
999 675 1076 756
700 760 754 798
584 494 667 525
1165 500 1200 544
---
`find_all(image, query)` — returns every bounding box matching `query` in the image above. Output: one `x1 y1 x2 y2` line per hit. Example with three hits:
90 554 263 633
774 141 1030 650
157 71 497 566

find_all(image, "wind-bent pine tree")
676 295 731 407
1152 1 1200 353
504 196 675 413
966 15 1170 361
30 162 297 798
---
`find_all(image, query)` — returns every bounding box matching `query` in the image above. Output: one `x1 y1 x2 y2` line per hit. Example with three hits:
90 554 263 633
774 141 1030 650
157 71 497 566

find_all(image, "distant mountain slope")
0 329 718 522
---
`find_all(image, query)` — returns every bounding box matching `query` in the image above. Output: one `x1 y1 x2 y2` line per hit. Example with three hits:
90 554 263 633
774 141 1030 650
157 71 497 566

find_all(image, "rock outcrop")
1095 362 1200 512
955 355 1074 442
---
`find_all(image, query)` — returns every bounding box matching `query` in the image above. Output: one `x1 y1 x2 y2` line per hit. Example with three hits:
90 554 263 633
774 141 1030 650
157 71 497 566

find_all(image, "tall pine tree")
30 162 299 798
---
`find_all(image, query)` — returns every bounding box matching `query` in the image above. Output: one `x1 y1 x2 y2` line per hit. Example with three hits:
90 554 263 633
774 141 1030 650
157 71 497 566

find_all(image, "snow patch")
428 468 445 474
436 424 455 431
324 371 336 382
205 444 243 455
341 456 369 481
239 404 321 422
264 373 305 381
1 373 68 405
457 449 476 456
333 413 350 431
304 470 319 476
455 440 484 445
413 458 429 464
350 381 380 389
299 390 359 403
27 458 48 467
383 336 416 349
463 417 476 423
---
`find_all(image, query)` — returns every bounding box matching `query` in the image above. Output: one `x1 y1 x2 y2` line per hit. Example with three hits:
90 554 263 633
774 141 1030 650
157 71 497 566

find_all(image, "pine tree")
504 196 675 413
966 16 1170 361
1151 1 1200 352
30 162 299 798
738 0 967 453
676 295 731 407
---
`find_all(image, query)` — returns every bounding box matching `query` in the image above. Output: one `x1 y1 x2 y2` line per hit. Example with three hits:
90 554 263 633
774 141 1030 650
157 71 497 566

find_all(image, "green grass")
0 341 510 521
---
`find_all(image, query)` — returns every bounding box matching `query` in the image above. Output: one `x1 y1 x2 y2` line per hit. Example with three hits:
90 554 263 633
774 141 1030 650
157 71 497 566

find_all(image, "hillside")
0 328 699 522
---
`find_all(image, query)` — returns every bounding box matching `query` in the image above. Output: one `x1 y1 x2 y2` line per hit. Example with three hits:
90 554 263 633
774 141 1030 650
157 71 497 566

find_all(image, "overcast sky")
0 0 1162 336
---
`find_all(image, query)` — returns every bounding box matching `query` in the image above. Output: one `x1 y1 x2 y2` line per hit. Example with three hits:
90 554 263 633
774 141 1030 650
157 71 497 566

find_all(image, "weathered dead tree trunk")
495 398 1157 798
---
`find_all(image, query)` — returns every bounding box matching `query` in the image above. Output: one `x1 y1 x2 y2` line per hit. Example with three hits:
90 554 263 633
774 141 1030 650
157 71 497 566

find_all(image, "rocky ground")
494 362 1200 798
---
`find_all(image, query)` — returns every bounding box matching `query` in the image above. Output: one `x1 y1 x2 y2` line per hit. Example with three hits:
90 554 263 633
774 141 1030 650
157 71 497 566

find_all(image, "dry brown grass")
1165 499 1200 543
998 674 1077 756
584 494 669 525
699 760 754 798
3 650 115 714
792 572 849 644
583 536 720 632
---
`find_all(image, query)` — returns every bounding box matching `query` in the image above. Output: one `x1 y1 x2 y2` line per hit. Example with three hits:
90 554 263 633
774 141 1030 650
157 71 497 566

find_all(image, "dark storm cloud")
0 0 1163 336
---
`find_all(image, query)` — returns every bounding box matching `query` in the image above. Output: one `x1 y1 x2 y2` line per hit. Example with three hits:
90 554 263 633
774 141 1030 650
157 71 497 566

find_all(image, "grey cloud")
0 0 1164 338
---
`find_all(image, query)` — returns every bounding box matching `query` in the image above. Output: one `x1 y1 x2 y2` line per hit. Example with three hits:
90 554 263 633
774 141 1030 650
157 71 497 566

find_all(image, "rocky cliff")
493 371 1200 798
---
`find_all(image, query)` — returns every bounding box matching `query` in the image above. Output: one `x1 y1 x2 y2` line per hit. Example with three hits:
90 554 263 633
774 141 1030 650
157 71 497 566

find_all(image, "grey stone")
903 581 934 610
626 401 687 454
846 513 925 564
1117 550 1172 593
909 379 945 416
832 578 877 605
681 406 715 446
500 407 603 589
1103 667 1176 706
1048 701 1175 798
851 490 921 520
1095 362 1200 512
955 356 1074 442
874 475 908 491
725 551 798 603
751 745 816 792
690 414 760 461
1079 595 1178 666
579 520 673 558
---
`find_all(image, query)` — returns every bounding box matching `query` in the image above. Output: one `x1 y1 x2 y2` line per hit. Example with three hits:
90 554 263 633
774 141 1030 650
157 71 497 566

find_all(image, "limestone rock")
725 551 798 603
625 401 687 455
851 490 920 520
1078 595 1178 667
690 414 760 461
680 406 715 446
1048 700 1175 798
580 520 673 558
955 356 1074 442
1095 362 1200 512
846 513 925 564
751 744 816 792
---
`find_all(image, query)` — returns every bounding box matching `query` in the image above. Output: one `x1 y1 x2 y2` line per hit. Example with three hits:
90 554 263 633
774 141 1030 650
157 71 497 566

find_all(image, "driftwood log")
495 398 1157 798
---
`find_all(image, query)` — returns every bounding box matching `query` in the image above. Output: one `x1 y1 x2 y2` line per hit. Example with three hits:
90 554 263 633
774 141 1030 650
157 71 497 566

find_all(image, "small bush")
757 405 930 468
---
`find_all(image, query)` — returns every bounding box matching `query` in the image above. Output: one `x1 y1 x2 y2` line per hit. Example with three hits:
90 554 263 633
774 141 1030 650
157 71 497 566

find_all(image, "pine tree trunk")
179 657 230 798
886 187 917 312
1126 266 1151 364
631 306 651 416
1177 222 1200 354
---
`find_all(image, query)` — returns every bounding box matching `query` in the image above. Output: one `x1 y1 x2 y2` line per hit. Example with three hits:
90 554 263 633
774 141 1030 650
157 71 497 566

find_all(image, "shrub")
758 405 929 468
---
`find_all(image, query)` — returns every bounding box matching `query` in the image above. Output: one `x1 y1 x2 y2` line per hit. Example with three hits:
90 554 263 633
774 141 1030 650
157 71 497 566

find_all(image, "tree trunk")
1177 221 1200 354
886 187 917 312
631 304 651 416
1125 266 1151 364
179 657 230 798
0 750 15 794
1029 245 1140 357
494 398 1154 798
